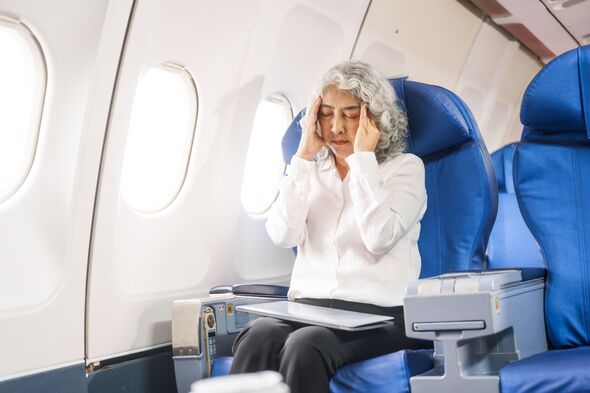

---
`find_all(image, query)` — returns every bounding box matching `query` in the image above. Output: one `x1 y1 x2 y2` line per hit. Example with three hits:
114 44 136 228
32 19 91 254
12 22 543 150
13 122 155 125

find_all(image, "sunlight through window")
0 18 46 203
241 93 293 215
121 63 197 213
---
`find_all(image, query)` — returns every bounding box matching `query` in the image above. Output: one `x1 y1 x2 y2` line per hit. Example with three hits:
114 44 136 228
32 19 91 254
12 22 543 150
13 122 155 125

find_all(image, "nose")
331 115 344 135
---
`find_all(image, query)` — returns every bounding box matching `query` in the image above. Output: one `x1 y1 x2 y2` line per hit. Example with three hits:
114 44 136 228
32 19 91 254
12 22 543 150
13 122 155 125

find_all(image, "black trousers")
229 298 431 393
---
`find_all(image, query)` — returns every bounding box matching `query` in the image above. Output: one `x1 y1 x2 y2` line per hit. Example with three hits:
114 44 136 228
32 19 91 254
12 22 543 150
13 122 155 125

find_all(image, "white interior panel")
492 0 579 60
542 0 590 45
352 0 484 89
455 19 542 152
87 0 369 360
0 0 132 378
501 64 543 148
353 0 542 151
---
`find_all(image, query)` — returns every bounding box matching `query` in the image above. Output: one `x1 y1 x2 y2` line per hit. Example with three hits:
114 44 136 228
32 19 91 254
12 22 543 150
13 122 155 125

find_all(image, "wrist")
295 151 315 161
353 144 378 153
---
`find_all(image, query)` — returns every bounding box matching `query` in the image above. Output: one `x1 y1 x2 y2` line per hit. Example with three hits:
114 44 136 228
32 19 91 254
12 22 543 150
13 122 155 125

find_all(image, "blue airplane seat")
392 78 497 279
499 45 590 393
211 77 498 392
487 143 543 268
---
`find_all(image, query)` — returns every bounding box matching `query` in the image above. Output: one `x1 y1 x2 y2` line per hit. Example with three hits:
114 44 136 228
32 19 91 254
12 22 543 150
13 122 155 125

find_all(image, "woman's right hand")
295 96 324 161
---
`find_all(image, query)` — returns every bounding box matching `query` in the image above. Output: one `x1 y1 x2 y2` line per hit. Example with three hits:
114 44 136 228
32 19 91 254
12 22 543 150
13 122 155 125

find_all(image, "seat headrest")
282 77 477 162
520 45 590 143
491 143 516 194
393 79 475 158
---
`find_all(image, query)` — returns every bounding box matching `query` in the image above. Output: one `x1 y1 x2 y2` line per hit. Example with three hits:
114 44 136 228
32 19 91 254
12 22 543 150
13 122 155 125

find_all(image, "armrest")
209 284 289 298
496 267 546 281
209 285 233 295
232 284 289 298
442 267 546 284
403 269 548 392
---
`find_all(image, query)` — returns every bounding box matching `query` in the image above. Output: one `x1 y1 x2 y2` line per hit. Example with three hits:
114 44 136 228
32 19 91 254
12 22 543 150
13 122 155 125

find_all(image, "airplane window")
0 18 46 203
121 63 197 212
241 93 293 215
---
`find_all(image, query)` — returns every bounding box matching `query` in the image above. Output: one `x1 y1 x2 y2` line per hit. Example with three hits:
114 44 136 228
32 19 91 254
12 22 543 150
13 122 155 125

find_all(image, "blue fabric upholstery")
397 79 497 277
514 46 590 349
493 143 516 194
514 144 590 348
329 349 433 393
500 45 590 393
520 46 590 140
393 79 473 158
487 144 543 269
500 347 590 393
212 351 434 393
211 356 233 377
278 77 497 392
281 110 304 165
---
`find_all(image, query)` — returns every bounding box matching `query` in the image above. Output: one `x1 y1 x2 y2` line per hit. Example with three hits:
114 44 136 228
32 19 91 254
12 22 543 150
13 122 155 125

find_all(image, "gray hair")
301 60 408 163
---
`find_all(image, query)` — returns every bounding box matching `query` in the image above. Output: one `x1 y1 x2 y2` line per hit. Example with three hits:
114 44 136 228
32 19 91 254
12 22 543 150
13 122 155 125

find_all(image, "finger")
362 104 372 129
308 96 322 123
316 132 325 142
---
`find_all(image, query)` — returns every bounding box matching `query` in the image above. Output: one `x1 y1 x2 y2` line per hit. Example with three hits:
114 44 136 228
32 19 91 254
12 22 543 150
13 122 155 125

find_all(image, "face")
318 86 362 160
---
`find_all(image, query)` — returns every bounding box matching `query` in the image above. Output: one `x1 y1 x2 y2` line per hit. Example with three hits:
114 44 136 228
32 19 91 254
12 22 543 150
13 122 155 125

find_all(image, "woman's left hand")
354 104 381 153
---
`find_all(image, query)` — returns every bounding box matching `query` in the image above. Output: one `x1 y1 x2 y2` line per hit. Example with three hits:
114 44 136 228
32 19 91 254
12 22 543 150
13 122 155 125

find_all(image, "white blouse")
265 151 427 307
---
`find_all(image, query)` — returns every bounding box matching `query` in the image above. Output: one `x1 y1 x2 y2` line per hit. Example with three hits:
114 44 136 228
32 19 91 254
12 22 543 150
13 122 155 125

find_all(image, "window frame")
120 62 199 214
241 92 294 216
0 15 47 203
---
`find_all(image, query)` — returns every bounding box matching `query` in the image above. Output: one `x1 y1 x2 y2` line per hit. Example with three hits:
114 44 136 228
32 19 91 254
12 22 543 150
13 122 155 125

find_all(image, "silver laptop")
236 301 394 331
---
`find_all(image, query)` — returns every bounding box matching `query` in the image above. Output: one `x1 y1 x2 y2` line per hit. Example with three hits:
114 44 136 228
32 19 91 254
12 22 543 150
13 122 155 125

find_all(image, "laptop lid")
236 301 394 331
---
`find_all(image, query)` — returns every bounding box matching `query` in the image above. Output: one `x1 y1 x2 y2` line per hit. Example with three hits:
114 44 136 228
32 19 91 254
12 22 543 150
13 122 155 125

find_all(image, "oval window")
0 17 46 203
121 63 198 213
241 93 293 215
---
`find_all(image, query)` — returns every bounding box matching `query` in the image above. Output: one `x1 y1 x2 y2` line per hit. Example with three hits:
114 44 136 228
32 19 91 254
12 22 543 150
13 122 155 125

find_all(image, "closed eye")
344 110 360 118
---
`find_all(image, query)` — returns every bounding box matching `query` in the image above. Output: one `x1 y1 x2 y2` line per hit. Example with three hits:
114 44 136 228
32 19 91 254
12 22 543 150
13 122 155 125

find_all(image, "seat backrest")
487 143 543 268
282 77 498 279
513 45 590 349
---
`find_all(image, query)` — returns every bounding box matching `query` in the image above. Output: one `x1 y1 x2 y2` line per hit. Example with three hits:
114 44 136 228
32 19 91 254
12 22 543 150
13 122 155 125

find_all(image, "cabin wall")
353 0 542 153
0 0 132 380
85 0 370 362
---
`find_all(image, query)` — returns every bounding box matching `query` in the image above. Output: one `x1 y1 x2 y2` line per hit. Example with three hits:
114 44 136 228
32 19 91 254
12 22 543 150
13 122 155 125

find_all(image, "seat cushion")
500 346 590 393
211 349 434 393
329 349 433 393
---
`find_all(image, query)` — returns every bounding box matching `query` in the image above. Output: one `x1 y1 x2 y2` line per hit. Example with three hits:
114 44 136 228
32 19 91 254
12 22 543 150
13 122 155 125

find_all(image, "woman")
230 60 429 393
